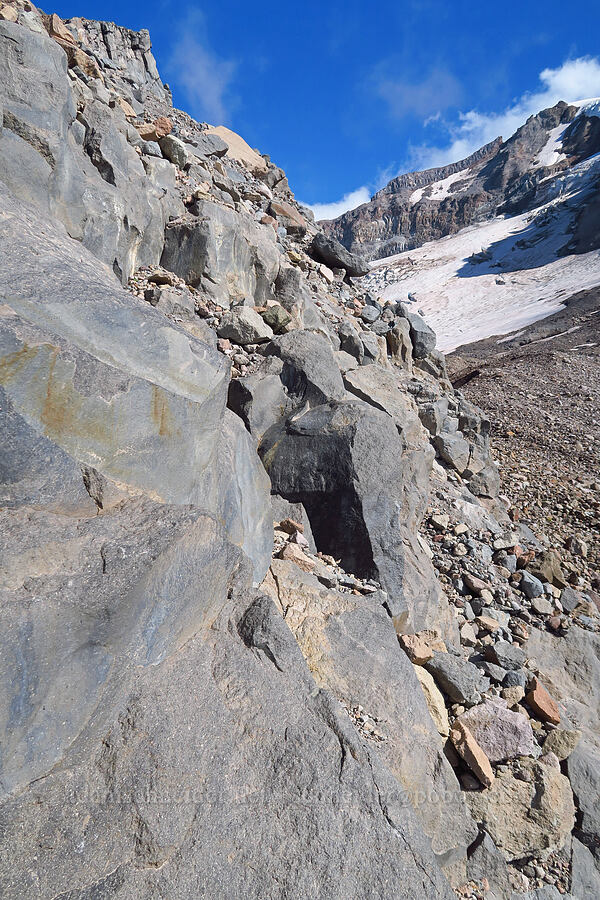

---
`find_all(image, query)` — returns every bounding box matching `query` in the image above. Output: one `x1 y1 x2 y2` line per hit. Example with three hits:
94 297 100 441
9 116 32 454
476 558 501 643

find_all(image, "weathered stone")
159 133 188 168
400 631 447 665
571 836 600 899
262 330 346 406
567 741 600 842
162 200 280 306
425 652 488 705
434 431 471 474
414 664 450 736
135 116 173 142
310 232 369 277
485 641 526 671
268 199 307 236
465 762 575 860
261 400 446 633
450 721 495 787
526 677 561 724
543 728 581 760
467 831 513 900
457 698 536 762
521 570 545 599
527 549 568 589
205 124 268 174
217 306 274 345
278 542 315 572
404 311 437 358
259 303 292 334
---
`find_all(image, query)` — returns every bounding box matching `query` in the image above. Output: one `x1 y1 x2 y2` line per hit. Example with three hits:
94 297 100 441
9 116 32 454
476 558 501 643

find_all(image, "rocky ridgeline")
0 4 599 899
324 101 600 260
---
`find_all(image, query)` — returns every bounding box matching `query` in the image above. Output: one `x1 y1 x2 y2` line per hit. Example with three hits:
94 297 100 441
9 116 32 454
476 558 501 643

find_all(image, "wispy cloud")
166 8 237 125
407 56 600 170
375 65 464 120
307 186 371 221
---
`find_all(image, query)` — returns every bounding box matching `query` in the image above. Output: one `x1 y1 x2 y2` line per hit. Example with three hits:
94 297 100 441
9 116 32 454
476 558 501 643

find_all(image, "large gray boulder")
262 330 346 407
161 200 281 307
260 399 443 631
310 232 370 277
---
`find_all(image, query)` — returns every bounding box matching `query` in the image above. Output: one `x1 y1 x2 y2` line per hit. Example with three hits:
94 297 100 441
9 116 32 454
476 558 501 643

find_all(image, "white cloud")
166 9 236 125
409 56 600 170
307 186 372 220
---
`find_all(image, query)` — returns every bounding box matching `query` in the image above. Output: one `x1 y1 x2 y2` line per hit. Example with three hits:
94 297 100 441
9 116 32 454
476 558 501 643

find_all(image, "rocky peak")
324 100 600 260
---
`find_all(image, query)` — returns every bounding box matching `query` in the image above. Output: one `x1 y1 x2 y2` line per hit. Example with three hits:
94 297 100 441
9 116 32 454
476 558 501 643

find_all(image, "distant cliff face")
323 101 600 259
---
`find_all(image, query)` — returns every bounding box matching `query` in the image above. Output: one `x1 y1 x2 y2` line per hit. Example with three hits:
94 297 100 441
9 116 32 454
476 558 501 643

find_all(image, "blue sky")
53 0 600 216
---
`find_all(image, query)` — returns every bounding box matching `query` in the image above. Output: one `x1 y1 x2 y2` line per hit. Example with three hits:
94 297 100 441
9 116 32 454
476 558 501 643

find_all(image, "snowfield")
367 152 600 352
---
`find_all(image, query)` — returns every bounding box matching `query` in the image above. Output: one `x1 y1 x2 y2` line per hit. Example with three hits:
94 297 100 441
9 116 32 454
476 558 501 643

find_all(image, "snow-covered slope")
364 146 600 352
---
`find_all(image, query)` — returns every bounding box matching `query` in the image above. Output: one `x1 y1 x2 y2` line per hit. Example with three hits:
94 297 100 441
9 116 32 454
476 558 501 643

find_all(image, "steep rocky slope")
0 4 599 899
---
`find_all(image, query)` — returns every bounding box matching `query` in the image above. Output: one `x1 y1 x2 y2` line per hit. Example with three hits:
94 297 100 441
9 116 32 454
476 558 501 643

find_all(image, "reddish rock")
278 543 314 572
278 517 304 535
399 631 447 665
135 117 173 142
463 573 491 595
526 677 560 725
450 721 495 788
268 200 308 236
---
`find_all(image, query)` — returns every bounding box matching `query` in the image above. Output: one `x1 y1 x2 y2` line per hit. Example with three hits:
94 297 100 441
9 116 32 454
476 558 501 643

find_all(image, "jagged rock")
260 400 445 632
227 357 289 441
465 760 575 860
190 130 228 158
543 728 581 760
567 741 600 844
527 549 568 589
0 22 175 282
338 319 364 362
526 677 561 724
262 330 346 406
310 232 369 277
456 698 536 762
467 831 513 900
386 317 413 369
414 664 450 736
450 720 495 787
469 462 501 498
425 652 489 705
218 306 274 345
159 133 188 168
135 116 173 142
400 631 447 664
521 570 545 598
485 641 526 671
204 124 268 175
434 431 471 474
268 199 307 236
571 836 600 898
403 311 437 358
260 303 292 334
161 200 280 306
263 561 477 875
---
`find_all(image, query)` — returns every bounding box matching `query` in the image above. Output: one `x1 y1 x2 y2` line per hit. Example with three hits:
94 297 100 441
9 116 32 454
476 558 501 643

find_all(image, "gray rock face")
567 741 600 844
0 21 178 282
310 231 369 277
260 400 443 631
161 201 281 306
404 311 437 358
571 837 600 898
262 330 346 407
0 590 454 899
425 652 488 705
467 831 513 900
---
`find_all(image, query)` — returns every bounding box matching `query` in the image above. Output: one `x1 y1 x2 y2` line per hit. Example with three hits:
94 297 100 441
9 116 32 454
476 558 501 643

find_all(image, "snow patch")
409 169 472 206
533 124 568 168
